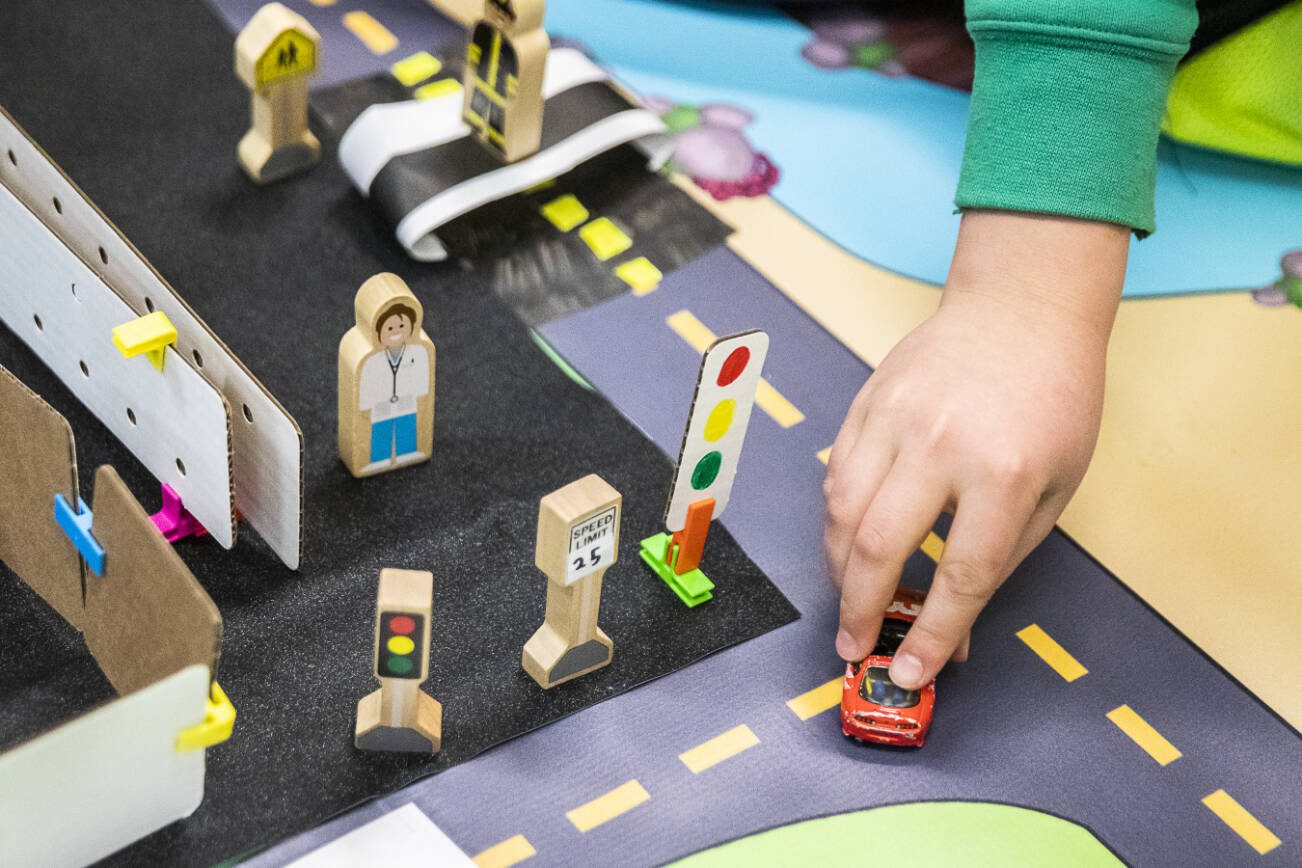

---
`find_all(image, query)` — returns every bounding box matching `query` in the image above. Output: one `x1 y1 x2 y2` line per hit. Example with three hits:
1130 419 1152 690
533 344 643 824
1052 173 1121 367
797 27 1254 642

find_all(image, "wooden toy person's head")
376 303 417 348
354 273 424 350
484 0 544 33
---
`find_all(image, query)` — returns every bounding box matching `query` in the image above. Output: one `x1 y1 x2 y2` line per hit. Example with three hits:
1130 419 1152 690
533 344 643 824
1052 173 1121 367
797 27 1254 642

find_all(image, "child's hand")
823 210 1128 689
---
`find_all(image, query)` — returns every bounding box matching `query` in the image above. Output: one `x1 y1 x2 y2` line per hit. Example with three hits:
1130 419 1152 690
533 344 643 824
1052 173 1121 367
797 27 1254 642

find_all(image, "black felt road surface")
0 0 797 864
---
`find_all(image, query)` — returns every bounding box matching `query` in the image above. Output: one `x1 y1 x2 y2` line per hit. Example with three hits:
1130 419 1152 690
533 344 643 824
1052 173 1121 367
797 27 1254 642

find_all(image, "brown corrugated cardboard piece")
0 362 85 629
83 465 222 695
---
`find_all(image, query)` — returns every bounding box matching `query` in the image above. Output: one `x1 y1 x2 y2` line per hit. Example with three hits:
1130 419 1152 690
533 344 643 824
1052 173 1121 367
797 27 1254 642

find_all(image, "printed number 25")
573 547 601 572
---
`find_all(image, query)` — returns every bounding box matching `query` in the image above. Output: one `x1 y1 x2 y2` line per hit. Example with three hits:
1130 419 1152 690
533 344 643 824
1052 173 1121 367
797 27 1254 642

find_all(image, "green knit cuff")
955 27 1185 237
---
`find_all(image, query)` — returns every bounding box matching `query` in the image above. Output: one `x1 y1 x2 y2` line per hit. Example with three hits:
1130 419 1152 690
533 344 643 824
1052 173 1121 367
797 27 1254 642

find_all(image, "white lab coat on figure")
357 344 430 421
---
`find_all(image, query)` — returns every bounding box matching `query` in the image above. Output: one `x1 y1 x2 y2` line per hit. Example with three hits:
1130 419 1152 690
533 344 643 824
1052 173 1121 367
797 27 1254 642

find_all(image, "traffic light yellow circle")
703 399 735 442
387 635 415 655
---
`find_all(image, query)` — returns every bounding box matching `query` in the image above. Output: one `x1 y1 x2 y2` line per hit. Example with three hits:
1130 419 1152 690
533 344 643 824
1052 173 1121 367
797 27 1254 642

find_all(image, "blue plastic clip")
54 493 105 576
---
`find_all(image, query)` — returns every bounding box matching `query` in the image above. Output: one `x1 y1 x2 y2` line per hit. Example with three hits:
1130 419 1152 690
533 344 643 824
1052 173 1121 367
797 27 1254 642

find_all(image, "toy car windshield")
859 666 920 708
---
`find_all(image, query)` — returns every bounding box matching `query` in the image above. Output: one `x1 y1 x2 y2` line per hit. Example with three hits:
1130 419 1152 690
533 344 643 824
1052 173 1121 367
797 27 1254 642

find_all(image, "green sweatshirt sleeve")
955 0 1198 236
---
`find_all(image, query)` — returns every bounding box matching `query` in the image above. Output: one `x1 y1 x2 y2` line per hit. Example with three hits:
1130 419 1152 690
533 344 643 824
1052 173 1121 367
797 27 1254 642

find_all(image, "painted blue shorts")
370 413 417 463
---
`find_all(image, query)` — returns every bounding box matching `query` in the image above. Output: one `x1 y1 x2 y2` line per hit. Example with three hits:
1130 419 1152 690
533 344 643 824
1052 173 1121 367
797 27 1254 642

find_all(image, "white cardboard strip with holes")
0 181 235 546
0 107 303 568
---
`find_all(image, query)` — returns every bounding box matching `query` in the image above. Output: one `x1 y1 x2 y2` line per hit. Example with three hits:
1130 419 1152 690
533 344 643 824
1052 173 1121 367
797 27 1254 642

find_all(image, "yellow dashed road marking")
616 256 663 295
473 834 536 868
566 780 650 832
817 446 831 464
343 11 398 55
415 79 462 100
666 309 715 353
1202 790 1281 855
786 677 842 721
579 217 633 260
755 378 805 428
1015 624 1087 682
679 724 760 773
665 310 804 428
1106 705 1181 766
391 51 441 86
920 531 945 563
541 194 589 232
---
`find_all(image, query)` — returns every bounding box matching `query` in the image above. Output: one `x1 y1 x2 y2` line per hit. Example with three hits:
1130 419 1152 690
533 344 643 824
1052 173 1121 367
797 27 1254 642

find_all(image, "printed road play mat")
4 0 1298 864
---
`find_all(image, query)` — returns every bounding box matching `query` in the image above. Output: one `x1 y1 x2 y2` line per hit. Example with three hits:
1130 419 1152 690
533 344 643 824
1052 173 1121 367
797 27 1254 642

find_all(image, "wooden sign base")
523 622 613 690
354 683 442 754
238 130 320 185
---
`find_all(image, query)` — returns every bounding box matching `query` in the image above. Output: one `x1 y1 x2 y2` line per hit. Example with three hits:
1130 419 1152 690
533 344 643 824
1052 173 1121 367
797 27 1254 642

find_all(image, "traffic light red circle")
716 346 750 387
389 615 416 635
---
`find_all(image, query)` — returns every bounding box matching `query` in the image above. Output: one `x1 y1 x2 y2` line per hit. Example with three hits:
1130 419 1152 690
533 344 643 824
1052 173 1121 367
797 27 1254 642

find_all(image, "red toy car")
840 587 936 747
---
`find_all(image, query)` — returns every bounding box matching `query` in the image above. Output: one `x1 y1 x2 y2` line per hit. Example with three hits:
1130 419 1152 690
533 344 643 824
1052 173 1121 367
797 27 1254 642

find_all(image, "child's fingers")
1003 487 1072 574
823 424 896 589
890 485 1037 688
835 461 948 662
824 378 876 476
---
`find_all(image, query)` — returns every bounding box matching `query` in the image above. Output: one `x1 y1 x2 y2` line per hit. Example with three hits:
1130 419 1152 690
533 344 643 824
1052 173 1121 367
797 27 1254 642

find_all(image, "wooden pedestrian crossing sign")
254 28 317 87
235 4 320 92
235 3 321 184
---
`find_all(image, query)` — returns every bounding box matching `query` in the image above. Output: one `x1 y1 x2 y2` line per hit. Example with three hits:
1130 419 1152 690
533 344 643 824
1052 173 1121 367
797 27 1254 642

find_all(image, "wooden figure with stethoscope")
338 273 436 477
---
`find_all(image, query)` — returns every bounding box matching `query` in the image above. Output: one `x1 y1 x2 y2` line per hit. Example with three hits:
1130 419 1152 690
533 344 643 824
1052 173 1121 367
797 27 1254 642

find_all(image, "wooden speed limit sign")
523 474 621 689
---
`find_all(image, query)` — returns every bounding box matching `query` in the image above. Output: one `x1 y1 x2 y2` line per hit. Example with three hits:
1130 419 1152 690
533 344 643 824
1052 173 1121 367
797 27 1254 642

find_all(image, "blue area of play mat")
551 0 1301 297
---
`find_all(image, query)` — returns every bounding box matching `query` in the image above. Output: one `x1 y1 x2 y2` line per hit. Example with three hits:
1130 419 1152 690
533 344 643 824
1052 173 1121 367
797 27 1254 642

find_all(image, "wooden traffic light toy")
234 3 321 184
641 330 769 607
523 474 621 688
355 569 442 753
461 0 549 162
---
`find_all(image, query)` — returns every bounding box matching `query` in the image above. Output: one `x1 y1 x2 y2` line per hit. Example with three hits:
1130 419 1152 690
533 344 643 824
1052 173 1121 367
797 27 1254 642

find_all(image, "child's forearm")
945 209 1128 349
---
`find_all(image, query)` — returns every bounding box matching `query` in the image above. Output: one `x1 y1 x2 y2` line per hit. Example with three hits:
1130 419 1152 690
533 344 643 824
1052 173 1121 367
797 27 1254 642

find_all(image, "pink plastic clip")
150 484 209 543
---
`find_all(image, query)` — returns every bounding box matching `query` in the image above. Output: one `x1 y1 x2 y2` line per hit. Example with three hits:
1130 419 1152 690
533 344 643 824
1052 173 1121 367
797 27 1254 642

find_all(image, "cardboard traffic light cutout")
641 330 769 606
523 475 621 688
235 3 321 184
355 569 442 753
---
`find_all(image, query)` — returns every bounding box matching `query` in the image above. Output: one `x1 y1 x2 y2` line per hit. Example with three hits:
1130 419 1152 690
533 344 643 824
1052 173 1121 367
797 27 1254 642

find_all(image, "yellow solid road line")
343 11 398 55
1106 705 1181 766
786 677 842 721
473 834 537 868
679 724 760 774
566 780 650 832
1015 624 1088 682
1202 790 1282 855
665 310 804 428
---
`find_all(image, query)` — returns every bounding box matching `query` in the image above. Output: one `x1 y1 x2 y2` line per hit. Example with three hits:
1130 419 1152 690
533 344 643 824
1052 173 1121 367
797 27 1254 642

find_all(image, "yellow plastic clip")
176 680 236 752
112 311 177 371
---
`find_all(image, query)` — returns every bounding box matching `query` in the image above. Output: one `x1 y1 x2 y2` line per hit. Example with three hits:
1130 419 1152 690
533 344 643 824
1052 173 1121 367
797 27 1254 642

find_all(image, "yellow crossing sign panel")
255 28 317 86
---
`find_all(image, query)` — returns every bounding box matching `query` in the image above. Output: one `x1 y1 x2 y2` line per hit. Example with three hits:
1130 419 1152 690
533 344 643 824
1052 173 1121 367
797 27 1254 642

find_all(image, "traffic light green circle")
386 656 415 676
691 451 723 490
